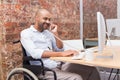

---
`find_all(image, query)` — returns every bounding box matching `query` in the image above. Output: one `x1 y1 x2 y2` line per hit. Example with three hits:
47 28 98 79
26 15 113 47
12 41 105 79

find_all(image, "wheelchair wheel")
6 68 39 80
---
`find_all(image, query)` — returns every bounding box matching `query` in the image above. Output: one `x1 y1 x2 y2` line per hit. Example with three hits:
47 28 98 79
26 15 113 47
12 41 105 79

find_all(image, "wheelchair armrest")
23 56 45 74
23 56 44 65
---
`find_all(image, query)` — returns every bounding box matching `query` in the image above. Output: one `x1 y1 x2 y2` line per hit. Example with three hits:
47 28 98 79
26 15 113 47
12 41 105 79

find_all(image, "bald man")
20 9 100 80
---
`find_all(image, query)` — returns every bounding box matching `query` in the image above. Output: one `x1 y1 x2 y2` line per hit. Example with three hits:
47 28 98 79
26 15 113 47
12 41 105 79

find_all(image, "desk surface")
51 46 120 69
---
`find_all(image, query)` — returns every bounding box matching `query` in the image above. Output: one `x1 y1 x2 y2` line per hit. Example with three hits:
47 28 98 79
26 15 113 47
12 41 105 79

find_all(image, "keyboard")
72 52 85 60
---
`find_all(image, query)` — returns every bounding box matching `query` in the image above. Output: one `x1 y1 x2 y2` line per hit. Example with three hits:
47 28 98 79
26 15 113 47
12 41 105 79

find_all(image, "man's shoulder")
20 27 33 37
21 28 30 33
22 27 30 31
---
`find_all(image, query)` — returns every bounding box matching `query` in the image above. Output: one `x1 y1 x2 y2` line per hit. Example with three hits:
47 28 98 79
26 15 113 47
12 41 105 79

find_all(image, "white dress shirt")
20 25 64 69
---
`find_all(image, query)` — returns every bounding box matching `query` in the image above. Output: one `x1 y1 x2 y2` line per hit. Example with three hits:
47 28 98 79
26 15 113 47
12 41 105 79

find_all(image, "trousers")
44 63 101 80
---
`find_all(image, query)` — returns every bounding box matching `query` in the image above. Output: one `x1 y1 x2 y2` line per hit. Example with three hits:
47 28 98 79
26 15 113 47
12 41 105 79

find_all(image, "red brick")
0 0 118 80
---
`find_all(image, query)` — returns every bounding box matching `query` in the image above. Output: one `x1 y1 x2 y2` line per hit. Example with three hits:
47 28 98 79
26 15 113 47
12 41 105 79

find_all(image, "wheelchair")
9 40 57 80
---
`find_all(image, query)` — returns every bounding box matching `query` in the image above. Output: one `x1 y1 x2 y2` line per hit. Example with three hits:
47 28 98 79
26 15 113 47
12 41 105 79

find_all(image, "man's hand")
61 50 79 57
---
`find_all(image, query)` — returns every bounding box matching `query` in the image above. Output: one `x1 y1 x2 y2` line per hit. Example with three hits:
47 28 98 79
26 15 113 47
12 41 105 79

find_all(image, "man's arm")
42 50 78 58
21 30 78 58
50 24 63 49
53 32 63 49
21 35 78 58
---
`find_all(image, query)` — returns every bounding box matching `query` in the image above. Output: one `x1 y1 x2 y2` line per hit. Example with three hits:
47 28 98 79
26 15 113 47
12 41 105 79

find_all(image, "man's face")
37 11 52 32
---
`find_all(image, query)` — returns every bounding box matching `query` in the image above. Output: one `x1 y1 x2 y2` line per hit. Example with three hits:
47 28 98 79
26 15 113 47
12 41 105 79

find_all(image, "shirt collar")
30 25 38 32
29 25 48 33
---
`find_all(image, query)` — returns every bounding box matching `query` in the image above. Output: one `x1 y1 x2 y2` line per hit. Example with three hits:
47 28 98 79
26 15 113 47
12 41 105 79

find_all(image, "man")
20 9 101 80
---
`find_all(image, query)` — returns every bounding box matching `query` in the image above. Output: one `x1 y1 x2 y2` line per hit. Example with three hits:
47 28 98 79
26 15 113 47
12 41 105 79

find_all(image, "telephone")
49 23 83 53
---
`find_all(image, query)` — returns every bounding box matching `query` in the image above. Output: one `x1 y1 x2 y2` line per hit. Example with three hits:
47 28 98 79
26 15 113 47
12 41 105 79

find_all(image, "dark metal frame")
13 40 57 80
108 69 119 80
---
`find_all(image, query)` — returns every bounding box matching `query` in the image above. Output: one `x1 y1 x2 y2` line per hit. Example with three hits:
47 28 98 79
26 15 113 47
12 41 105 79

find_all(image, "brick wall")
0 0 117 80
83 0 117 38
39 0 80 39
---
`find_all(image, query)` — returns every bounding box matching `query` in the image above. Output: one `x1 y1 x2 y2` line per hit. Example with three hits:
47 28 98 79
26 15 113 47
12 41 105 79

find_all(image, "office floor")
100 71 119 80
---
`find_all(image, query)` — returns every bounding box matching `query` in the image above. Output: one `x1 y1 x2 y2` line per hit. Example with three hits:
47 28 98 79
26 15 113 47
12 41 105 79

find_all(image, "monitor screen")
97 12 107 54
106 19 120 37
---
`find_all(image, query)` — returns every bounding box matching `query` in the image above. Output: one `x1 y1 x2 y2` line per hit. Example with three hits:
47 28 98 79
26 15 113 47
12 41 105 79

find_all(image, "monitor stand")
96 50 114 59
96 54 113 59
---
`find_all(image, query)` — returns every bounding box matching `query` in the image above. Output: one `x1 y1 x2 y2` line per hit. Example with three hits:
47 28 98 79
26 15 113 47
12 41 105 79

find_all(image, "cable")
106 32 116 58
53 33 82 52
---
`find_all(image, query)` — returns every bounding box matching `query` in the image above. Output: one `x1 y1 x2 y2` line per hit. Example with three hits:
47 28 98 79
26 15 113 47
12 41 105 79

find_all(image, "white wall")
63 39 84 50
106 40 120 46
117 0 120 18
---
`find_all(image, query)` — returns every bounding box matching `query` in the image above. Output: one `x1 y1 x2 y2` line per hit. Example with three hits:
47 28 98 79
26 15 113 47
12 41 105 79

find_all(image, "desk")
51 46 120 69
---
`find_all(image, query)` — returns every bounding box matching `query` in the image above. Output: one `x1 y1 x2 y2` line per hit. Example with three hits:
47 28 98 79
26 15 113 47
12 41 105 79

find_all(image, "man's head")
34 9 52 32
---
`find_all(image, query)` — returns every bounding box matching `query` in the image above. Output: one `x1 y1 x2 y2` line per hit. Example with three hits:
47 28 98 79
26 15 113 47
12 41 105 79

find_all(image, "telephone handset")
49 23 57 33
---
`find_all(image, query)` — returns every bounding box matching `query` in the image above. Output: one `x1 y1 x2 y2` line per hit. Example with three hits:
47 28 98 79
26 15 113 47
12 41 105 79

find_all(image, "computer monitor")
97 12 107 54
97 12 113 58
